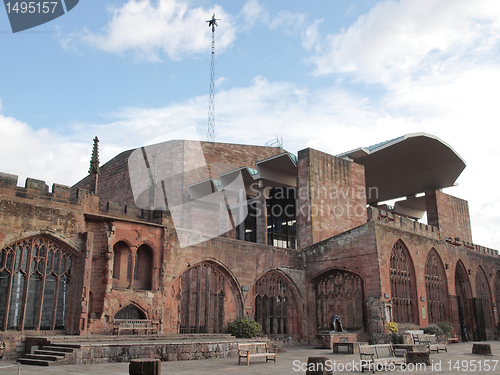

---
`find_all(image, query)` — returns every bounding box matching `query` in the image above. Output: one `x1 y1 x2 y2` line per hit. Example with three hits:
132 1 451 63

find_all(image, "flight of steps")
17 343 81 366
15 334 239 366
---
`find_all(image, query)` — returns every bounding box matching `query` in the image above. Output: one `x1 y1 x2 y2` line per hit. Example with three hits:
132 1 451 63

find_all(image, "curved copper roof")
337 133 466 204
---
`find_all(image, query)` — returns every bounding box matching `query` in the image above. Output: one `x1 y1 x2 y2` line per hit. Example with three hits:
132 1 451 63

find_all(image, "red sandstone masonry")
425 190 473 243
297 148 366 248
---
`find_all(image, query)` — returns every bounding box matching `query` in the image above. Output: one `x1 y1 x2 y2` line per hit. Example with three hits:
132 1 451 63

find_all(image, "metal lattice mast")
207 14 220 142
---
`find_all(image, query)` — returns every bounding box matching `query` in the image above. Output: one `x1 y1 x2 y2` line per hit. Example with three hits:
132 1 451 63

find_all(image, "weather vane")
207 13 220 32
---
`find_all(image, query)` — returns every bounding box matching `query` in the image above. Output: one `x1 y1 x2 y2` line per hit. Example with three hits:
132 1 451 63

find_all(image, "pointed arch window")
475 267 494 340
179 262 237 334
314 269 364 331
390 241 417 323
254 271 299 335
0 237 72 331
425 249 448 323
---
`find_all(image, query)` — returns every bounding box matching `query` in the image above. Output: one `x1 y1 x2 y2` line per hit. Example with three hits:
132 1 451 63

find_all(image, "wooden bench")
113 319 159 335
237 342 277 365
359 344 406 373
412 334 447 353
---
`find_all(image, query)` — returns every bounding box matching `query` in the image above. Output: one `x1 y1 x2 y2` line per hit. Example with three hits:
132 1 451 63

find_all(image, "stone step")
24 353 60 361
41 345 74 353
17 358 53 366
34 349 67 357
46 343 81 349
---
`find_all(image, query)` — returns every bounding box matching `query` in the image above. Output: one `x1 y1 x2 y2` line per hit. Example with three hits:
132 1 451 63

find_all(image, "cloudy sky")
0 0 499 249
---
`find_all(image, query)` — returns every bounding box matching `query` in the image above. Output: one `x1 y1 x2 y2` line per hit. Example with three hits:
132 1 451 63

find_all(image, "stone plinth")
129 359 161 375
316 332 358 349
406 351 430 365
472 344 492 355
306 357 332 375
332 342 368 354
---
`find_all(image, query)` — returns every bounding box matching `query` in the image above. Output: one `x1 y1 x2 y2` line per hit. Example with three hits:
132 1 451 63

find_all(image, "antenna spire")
206 13 220 142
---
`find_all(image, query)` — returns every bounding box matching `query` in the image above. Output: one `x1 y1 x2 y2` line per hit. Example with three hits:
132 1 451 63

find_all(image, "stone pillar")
78 232 94 334
256 183 268 245
238 188 246 240
129 246 137 289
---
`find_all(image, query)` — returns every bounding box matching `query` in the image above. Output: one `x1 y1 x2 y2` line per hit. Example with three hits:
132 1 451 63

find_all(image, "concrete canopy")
338 133 466 204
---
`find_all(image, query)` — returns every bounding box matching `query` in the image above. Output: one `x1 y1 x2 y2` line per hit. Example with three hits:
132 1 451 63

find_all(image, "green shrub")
436 321 453 337
423 325 444 336
228 317 262 338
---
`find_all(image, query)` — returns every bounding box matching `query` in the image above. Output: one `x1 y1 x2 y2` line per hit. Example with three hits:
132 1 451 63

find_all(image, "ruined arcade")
0 133 499 360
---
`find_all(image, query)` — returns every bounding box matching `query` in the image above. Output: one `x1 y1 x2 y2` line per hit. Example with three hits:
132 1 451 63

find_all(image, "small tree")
228 317 262 338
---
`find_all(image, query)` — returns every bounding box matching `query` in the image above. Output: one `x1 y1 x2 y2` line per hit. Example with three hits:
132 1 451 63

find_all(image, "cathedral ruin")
0 133 498 360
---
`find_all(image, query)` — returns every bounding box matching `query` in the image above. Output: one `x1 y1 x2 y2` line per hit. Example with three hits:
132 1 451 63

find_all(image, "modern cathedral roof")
337 133 466 204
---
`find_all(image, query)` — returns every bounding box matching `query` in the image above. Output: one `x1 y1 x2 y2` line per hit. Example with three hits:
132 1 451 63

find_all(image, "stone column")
78 231 94 334
129 246 137 289
256 183 268 245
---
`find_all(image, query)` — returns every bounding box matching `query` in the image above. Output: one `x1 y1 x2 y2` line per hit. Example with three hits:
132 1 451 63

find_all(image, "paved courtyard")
1 341 500 374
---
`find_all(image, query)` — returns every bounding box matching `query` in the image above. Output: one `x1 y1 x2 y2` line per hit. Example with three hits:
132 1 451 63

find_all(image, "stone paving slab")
1 341 500 374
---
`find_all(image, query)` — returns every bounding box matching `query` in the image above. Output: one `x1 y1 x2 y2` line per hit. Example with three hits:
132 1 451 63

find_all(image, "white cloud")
82 0 236 62
302 19 322 52
240 0 306 35
0 114 89 188
309 0 500 84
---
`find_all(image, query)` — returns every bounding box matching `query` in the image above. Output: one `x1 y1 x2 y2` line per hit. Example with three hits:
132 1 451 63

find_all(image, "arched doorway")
455 260 474 341
314 269 365 331
252 270 301 335
0 236 73 331
425 249 449 323
390 240 418 324
178 261 240 334
475 266 494 341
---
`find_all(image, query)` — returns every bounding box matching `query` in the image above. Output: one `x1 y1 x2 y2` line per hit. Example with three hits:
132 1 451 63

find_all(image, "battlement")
367 205 440 239
457 239 499 257
0 172 73 203
368 205 499 258
75 187 172 226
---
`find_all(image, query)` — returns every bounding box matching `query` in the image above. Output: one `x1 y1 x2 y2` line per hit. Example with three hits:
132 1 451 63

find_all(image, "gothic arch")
455 260 474 341
475 266 494 340
390 240 418 323
314 268 365 331
2 230 80 256
251 269 302 335
114 303 147 320
0 235 73 331
424 248 449 323
178 260 242 334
